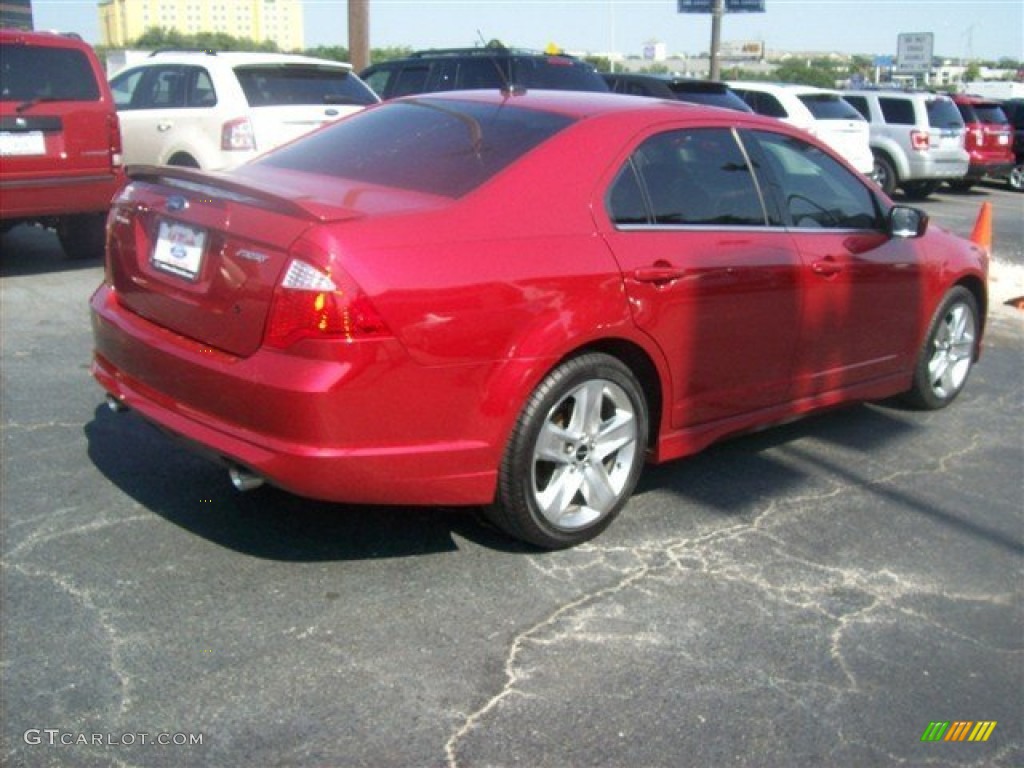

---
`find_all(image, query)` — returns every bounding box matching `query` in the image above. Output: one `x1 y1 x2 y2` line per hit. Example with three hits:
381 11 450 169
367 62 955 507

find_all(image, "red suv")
1 29 124 259
949 93 1015 191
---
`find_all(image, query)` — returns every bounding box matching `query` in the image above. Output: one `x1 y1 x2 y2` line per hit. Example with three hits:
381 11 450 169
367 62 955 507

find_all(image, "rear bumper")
906 153 969 182
0 171 123 220
965 160 1016 180
90 284 502 506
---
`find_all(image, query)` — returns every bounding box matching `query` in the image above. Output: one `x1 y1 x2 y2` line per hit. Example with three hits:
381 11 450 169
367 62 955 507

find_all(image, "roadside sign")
897 32 934 73
678 0 766 12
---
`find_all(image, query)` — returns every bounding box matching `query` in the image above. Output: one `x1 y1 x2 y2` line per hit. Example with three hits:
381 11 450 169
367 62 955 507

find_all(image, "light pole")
709 0 724 80
349 0 370 71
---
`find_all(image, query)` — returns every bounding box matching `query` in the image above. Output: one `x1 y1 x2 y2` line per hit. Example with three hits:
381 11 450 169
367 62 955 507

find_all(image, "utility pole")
709 0 724 80
349 0 370 71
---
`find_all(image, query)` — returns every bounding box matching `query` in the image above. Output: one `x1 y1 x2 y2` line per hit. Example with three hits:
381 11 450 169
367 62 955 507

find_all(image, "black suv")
359 46 608 99
603 73 752 112
999 98 1024 192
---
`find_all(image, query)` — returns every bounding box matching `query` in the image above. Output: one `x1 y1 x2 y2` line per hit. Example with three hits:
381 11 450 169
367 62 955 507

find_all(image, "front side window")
750 130 882 230
258 99 574 198
608 128 766 227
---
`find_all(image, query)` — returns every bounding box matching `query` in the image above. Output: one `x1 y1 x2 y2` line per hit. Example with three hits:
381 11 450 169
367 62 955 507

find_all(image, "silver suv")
843 90 968 199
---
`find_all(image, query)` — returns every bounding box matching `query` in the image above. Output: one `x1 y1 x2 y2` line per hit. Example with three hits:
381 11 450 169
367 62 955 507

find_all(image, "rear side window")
926 98 965 130
0 44 100 102
614 128 766 226
798 94 864 120
669 84 752 112
738 91 788 119
878 98 915 125
235 66 378 107
844 95 870 120
257 99 575 197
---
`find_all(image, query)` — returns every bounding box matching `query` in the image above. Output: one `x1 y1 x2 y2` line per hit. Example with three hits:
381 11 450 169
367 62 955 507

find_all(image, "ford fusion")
90 90 988 549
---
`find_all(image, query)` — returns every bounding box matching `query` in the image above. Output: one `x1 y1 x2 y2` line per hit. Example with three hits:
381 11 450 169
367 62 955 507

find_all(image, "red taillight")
910 129 930 151
970 128 984 148
221 117 256 151
264 258 389 349
108 113 123 168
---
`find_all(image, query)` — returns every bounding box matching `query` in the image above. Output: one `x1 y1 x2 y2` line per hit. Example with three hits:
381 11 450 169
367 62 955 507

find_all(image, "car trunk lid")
106 165 443 357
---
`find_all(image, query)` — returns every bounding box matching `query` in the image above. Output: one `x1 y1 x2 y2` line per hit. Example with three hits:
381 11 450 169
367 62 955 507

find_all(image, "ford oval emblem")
166 196 189 212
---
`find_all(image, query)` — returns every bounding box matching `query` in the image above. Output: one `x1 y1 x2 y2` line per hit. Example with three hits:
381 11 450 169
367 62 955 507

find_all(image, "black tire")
56 213 107 260
487 353 648 549
902 287 979 410
872 153 897 196
1007 164 1023 193
901 180 939 200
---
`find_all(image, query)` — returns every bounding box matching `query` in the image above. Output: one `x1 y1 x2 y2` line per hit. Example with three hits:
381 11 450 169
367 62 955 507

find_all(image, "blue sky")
31 0 1024 61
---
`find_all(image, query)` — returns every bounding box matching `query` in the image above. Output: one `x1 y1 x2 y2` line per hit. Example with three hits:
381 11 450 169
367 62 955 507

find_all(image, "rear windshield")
510 57 608 92
669 84 752 112
926 98 965 130
959 102 1009 126
235 65 378 107
798 94 864 120
0 44 100 102
257 98 575 197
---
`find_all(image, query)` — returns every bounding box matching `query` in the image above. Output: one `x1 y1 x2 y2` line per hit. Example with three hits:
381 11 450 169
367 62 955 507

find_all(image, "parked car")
727 81 874 175
109 50 379 171
947 93 1015 191
359 45 608 99
603 73 752 112
843 89 969 199
0 28 124 259
997 98 1024 191
91 90 988 549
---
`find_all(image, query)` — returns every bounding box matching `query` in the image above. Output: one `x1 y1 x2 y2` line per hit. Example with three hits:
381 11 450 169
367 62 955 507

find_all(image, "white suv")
109 50 379 171
728 81 874 176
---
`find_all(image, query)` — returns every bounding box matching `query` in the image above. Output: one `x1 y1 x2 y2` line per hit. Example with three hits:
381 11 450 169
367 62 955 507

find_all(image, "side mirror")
889 205 929 239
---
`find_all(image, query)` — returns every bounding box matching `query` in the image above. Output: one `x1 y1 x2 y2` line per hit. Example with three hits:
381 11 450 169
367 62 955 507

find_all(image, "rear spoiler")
126 164 320 220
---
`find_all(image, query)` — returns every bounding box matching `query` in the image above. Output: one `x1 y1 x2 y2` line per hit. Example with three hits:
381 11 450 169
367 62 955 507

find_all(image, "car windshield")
965 103 1009 126
668 83 752 112
256 98 576 197
234 65 377 107
0 44 99 102
926 98 965 130
798 94 863 120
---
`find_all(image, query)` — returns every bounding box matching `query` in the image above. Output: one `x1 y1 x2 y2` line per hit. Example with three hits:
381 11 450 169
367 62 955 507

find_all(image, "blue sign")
678 0 766 12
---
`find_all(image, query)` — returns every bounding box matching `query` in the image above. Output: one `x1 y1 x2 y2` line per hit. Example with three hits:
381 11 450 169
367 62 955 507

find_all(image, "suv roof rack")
149 48 217 57
407 47 568 60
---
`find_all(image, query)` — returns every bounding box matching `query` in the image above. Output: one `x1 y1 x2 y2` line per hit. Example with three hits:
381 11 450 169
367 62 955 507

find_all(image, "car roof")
0 27 93 50
728 81 839 96
393 87 787 127
141 50 352 71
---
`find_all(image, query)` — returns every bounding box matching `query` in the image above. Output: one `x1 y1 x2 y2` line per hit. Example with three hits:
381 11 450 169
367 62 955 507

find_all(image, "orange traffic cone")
970 201 993 255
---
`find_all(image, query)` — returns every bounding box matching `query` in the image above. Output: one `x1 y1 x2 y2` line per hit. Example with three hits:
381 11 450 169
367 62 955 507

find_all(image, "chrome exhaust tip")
229 465 265 492
105 394 127 413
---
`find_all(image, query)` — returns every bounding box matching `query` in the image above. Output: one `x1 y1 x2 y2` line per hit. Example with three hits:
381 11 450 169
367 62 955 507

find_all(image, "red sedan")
90 90 988 549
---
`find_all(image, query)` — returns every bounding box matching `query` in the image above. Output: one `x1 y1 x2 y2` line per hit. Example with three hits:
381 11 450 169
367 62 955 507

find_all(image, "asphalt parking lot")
2 184 1022 767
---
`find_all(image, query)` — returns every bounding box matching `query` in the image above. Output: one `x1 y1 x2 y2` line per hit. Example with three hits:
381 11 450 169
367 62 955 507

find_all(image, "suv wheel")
872 154 897 195
56 214 107 260
902 181 939 200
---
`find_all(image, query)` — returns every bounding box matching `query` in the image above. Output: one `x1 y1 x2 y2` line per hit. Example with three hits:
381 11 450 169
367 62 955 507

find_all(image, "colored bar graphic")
921 720 997 742
969 722 997 742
